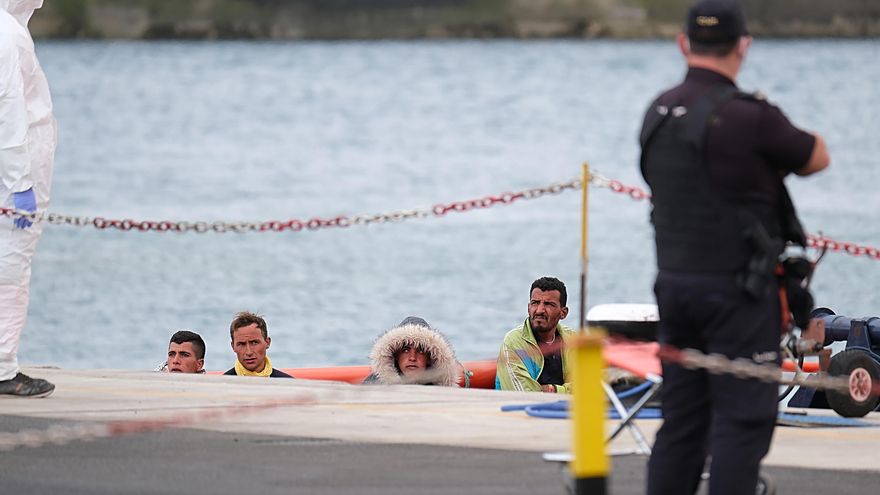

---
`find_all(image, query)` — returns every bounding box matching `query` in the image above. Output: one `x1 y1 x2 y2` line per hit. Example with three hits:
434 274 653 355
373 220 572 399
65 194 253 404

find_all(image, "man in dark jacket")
639 1 829 494
224 311 292 378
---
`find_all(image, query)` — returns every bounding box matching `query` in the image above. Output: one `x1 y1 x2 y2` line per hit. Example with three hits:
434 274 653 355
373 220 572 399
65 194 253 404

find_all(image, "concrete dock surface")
2 367 880 494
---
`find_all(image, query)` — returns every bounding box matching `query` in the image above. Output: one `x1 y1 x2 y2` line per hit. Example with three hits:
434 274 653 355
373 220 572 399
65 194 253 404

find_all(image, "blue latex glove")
13 188 36 229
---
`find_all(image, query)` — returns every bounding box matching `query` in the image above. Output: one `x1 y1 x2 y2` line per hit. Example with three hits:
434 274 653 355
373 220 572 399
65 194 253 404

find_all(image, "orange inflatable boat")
282 359 499 389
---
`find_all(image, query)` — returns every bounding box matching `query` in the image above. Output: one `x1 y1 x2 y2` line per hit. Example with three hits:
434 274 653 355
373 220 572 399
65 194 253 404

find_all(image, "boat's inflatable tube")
281 359 499 388
213 355 812 385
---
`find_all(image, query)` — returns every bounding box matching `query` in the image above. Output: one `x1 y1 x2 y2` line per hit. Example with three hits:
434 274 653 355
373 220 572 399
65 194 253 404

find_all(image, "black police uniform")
640 68 815 495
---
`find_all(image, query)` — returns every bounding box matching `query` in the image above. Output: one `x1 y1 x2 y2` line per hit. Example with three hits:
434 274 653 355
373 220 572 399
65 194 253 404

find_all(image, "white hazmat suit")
0 0 56 382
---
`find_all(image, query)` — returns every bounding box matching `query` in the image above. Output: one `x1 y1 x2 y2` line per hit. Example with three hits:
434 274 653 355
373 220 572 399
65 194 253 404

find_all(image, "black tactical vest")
640 85 756 273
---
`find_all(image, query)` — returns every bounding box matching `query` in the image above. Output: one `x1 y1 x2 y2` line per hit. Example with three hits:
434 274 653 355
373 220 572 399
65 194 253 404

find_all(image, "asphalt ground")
2 415 879 495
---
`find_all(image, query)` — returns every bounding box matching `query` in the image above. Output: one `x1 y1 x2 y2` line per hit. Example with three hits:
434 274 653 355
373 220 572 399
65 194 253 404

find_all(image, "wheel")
826 349 880 417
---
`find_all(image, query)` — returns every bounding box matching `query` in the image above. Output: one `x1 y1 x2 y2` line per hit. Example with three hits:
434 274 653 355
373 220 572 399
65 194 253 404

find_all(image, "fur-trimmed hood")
367 323 460 386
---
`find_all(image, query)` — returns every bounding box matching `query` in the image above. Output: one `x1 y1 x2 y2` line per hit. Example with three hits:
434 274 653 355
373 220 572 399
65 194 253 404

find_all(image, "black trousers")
646 271 780 495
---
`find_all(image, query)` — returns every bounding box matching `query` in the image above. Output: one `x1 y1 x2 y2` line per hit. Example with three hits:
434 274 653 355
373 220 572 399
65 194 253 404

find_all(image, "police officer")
639 1 830 494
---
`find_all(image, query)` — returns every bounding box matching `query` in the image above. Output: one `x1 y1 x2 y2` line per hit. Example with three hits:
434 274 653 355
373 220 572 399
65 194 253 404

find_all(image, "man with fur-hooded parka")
363 317 461 386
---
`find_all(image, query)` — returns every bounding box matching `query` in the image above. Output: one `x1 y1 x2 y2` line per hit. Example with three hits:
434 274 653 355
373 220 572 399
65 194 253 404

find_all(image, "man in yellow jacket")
496 277 575 393
224 311 293 378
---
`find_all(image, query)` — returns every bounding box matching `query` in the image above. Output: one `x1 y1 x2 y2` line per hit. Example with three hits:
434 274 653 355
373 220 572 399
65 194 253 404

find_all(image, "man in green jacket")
496 277 575 393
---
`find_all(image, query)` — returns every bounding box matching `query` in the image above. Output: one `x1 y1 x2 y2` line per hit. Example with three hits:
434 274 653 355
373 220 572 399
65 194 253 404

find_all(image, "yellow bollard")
571 330 609 494
574 161 608 492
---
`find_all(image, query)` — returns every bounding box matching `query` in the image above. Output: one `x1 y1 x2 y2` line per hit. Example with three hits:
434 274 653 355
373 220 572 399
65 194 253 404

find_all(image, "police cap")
686 0 749 44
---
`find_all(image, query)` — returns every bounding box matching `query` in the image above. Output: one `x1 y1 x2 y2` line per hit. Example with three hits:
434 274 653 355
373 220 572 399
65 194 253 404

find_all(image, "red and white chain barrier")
0 393 315 452
1 171 877 260
588 173 880 261
1 178 583 233
546 335 875 403
807 234 880 260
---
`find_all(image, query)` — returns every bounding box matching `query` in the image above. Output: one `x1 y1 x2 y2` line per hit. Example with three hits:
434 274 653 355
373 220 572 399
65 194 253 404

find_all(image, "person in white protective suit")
0 0 56 397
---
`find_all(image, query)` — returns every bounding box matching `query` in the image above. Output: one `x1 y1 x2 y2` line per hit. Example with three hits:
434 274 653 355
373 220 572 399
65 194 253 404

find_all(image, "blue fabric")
500 400 663 420
615 381 653 399
13 188 36 229
516 349 541 380
493 349 543 390
777 413 875 427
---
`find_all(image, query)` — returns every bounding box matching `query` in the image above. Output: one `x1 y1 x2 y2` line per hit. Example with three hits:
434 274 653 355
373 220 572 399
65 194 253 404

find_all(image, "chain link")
0 178 581 233
2 174 878 261
0 394 314 452
0 423 110 451
0 207 42 224
657 343 855 393
808 233 880 260
587 171 652 201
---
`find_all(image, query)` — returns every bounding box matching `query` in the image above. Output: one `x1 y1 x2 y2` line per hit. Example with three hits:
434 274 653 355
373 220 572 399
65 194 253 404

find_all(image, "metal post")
579 162 590 332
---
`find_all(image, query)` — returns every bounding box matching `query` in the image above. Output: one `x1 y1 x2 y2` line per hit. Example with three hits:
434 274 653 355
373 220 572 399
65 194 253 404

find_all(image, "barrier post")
571 332 609 494
579 162 590 331
572 161 609 493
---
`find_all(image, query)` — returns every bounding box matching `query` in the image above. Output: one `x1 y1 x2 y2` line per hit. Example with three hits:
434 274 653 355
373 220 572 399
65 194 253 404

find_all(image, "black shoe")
0 372 55 398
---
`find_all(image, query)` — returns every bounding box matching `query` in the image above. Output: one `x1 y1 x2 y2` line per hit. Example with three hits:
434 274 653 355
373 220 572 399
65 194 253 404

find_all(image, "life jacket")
640 85 770 274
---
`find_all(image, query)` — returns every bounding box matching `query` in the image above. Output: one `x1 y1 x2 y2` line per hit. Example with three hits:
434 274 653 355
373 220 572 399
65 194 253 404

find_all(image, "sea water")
18 39 880 371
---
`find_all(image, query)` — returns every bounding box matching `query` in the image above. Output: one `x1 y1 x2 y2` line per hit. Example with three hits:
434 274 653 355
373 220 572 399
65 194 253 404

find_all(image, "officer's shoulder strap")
639 85 735 175
639 85 749 149
680 85 742 147
639 94 668 149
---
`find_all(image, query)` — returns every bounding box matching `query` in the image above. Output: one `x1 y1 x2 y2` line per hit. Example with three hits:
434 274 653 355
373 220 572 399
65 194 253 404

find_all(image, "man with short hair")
159 330 206 374
639 1 829 493
224 311 293 378
496 277 575 393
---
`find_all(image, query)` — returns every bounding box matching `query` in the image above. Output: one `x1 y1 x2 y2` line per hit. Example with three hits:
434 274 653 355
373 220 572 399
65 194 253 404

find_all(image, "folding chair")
540 304 662 462
588 303 662 455
602 340 663 455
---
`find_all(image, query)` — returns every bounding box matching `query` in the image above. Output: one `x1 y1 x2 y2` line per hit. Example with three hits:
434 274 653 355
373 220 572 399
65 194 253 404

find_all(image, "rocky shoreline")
29 0 880 39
